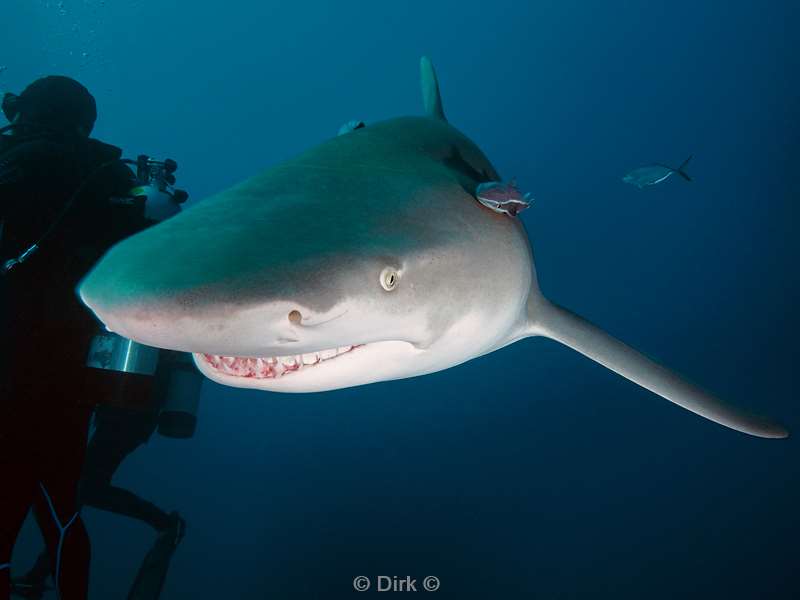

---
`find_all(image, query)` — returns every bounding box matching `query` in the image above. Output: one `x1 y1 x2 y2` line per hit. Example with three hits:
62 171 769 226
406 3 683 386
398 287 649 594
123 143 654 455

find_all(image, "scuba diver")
0 76 194 600
10 352 194 600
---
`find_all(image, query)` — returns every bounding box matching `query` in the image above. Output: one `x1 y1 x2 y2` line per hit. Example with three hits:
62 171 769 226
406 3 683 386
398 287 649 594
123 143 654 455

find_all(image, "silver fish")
623 156 692 189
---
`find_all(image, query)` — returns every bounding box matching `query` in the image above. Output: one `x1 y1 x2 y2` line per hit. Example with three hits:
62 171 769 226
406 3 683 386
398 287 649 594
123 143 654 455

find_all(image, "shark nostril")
288 310 302 324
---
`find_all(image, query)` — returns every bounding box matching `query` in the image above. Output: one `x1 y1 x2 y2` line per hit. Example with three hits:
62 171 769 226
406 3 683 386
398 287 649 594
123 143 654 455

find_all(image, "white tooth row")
202 346 355 378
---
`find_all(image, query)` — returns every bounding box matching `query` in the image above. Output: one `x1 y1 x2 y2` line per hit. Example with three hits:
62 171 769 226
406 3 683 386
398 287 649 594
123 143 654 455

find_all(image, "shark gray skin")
79 58 787 439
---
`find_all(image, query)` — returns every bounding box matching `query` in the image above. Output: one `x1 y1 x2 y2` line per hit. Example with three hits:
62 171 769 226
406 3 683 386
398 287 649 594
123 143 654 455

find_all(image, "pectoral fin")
528 296 788 439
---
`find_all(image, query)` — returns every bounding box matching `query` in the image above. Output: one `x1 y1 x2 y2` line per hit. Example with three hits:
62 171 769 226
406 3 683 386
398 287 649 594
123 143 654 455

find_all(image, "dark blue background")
3 1 798 598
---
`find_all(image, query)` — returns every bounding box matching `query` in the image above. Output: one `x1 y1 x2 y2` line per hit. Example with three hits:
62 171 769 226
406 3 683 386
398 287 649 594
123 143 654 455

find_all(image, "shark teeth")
202 345 357 379
302 353 320 365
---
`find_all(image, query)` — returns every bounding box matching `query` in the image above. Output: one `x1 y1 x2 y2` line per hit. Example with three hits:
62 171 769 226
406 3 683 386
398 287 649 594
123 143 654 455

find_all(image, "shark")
78 57 787 439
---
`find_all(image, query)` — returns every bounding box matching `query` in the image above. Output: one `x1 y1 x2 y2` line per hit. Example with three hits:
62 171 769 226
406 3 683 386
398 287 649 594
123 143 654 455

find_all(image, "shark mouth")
200 345 360 378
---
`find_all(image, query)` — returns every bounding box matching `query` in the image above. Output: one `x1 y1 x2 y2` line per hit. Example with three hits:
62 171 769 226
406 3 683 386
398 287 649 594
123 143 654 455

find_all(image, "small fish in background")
623 155 692 189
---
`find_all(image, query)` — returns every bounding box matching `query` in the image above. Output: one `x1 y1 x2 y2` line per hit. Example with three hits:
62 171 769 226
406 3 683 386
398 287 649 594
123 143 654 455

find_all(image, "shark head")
79 58 787 437
80 59 533 392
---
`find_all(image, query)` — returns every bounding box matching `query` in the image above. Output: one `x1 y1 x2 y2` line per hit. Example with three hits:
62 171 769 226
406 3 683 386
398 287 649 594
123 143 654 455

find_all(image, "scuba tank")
84 329 162 412
154 351 204 439
129 154 189 222
86 330 160 375
86 340 204 439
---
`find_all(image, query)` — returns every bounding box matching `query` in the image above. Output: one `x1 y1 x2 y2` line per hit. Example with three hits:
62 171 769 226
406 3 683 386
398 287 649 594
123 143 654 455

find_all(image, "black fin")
676 155 692 181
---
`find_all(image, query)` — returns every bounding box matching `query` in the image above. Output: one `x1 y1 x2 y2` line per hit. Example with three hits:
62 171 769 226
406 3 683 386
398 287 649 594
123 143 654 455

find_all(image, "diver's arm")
0 138 77 217
93 159 138 199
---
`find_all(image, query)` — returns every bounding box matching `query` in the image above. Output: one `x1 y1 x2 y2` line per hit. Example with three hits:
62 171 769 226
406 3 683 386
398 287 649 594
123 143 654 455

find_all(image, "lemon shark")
79 58 787 439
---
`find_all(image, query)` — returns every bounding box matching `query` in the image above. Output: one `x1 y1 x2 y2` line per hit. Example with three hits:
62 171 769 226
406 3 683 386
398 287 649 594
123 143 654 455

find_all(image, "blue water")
3 1 798 598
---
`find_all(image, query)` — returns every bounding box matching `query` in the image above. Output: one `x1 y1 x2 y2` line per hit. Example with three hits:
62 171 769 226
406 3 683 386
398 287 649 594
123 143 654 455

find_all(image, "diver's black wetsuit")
83 403 172 529
0 130 150 600
15 398 177 597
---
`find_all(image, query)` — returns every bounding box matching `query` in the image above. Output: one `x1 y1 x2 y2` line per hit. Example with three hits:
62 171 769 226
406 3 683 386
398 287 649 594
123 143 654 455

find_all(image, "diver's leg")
80 411 187 600
125 518 186 600
80 416 171 531
11 549 51 594
0 395 40 600
31 406 92 600
0 458 37 600
84 483 171 532
32 486 89 600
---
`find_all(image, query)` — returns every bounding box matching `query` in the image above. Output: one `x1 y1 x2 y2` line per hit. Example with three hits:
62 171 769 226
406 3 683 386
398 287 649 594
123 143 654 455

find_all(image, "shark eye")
288 310 302 324
380 267 399 291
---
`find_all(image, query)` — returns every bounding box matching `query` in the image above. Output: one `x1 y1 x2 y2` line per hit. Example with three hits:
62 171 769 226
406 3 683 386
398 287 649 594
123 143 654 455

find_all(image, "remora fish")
79 59 786 439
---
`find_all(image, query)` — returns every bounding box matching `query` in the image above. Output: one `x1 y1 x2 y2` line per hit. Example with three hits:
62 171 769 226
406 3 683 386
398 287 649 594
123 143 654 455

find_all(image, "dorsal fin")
420 56 446 121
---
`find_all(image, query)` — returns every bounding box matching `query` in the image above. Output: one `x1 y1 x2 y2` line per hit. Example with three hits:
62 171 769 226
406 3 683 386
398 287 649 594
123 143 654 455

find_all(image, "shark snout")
83 276 373 357
87 294 355 357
